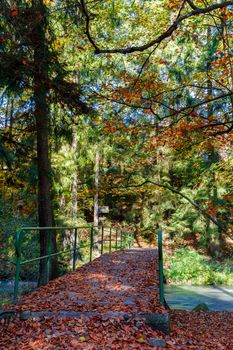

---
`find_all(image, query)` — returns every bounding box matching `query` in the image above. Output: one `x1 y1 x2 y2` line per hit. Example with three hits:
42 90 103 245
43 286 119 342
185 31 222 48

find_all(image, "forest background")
0 0 232 292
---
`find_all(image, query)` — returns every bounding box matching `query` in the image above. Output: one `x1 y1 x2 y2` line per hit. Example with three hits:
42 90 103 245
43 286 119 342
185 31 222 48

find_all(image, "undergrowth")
164 247 233 285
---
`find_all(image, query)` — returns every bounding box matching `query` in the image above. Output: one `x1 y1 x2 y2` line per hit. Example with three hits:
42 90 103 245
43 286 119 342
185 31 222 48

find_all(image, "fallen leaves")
0 315 165 349
169 310 233 350
0 311 232 349
1 250 232 349
10 250 165 315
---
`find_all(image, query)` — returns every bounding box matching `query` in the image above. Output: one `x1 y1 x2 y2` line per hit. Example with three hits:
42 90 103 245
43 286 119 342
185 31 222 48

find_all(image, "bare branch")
117 179 223 230
81 0 233 54
211 121 233 135
186 0 199 10
80 0 99 52
156 92 233 118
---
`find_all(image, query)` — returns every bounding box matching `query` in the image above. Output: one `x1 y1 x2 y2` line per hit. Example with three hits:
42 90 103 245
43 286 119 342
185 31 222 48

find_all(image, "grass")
164 247 233 285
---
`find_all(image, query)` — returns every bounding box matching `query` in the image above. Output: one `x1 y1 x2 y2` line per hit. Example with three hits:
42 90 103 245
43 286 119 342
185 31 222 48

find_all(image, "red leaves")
10 7 18 17
0 316 164 349
169 310 233 350
1 251 233 349
11 250 164 315
1 311 232 349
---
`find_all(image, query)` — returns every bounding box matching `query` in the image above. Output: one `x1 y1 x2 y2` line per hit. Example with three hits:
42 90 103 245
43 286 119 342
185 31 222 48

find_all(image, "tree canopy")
0 0 232 283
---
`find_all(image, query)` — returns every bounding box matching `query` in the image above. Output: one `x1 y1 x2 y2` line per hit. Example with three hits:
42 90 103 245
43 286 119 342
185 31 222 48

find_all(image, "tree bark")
206 25 222 256
32 0 57 285
72 125 78 222
93 149 100 252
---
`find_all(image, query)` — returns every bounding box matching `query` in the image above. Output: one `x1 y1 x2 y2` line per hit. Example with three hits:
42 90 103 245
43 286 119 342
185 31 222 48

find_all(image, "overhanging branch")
186 0 198 10
115 179 222 230
81 1 233 54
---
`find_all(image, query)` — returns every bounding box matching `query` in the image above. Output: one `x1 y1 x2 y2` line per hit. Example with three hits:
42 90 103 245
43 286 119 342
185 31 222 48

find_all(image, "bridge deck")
14 249 166 316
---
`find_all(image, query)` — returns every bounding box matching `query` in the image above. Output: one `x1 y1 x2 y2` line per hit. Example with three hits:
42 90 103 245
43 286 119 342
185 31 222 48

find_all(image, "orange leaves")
159 59 168 65
170 310 233 350
0 250 167 348
207 202 218 216
163 0 183 11
0 35 6 43
223 194 233 201
0 315 166 349
10 7 18 17
70 338 81 346
1 251 233 349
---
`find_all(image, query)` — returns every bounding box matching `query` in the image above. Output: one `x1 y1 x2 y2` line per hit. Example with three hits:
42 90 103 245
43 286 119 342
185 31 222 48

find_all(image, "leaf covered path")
1 249 233 349
13 248 165 314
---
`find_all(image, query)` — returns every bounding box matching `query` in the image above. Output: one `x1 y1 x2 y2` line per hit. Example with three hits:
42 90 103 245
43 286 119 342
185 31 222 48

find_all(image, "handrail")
13 225 134 302
15 226 93 257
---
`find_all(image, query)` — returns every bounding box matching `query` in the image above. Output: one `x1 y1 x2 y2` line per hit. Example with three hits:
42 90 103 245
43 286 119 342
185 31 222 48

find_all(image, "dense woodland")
0 0 233 286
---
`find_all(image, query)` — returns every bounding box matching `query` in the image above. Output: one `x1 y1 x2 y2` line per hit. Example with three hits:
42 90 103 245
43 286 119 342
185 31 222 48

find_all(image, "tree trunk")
206 26 222 256
69 125 79 267
32 0 57 285
72 125 78 222
93 149 100 252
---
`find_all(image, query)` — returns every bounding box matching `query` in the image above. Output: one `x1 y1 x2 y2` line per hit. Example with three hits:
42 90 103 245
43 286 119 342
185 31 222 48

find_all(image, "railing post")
130 233 134 248
47 229 53 282
14 229 23 303
109 227 112 253
128 233 131 248
73 228 78 270
101 223 104 255
116 228 118 250
123 233 126 249
158 227 164 305
14 256 21 303
90 227 94 262
120 230 123 249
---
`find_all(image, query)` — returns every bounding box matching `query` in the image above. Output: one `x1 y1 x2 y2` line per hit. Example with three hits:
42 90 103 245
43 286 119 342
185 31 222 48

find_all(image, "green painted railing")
13 225 134 302
158 228 165 305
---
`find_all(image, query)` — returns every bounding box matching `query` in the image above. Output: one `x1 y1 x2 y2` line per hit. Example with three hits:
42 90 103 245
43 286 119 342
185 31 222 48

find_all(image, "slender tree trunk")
93 149 100 252
72 125 78 222
5 97 9 128
32 0 57 284
206 26 222 256
69 125 79 267
9 99 13 140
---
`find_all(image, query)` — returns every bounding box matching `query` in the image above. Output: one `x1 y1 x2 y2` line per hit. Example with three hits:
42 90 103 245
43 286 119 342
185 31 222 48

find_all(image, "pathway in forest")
12 248 167 319
0 249 170 349
1 249 233 349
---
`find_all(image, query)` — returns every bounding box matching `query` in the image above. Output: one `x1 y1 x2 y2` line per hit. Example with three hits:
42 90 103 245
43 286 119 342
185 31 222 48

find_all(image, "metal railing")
13 224 134 302
158 228 164 305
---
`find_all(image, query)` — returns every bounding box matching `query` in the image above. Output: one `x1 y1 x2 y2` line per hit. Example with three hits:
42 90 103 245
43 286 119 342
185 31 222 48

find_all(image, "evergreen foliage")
0 0 232 285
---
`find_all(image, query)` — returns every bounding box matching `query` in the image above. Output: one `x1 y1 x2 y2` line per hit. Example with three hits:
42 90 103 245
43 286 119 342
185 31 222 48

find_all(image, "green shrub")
165 247 233 285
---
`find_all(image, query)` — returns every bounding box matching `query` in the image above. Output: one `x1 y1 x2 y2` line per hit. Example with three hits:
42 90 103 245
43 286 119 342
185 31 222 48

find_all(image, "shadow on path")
12 249 166 316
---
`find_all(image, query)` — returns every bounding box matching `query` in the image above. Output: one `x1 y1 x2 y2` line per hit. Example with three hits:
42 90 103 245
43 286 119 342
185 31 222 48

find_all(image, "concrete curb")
18 310 170 334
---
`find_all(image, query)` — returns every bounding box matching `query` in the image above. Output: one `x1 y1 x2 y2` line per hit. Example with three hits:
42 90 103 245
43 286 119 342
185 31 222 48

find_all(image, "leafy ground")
11 249 165 314
1 249 232 349
0 311 232 349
